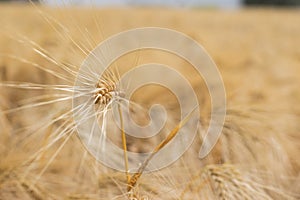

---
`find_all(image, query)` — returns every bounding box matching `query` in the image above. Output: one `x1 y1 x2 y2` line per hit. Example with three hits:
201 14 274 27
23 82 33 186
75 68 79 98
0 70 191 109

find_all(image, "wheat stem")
118 103 130 185
127 105 198 192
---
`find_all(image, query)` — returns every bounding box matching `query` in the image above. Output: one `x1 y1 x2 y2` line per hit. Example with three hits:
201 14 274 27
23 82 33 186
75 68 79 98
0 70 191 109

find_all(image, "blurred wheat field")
0 4 300 200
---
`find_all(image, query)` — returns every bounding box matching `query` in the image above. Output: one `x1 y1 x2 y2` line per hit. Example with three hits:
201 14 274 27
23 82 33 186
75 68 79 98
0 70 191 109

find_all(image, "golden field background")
0 4 300 199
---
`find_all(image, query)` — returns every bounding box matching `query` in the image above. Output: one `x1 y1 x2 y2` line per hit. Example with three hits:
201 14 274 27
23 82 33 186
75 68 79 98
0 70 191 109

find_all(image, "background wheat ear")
180 164 273 200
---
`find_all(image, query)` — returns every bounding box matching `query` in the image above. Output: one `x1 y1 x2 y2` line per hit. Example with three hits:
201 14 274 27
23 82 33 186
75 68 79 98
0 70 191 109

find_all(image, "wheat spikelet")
94 79 117 105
